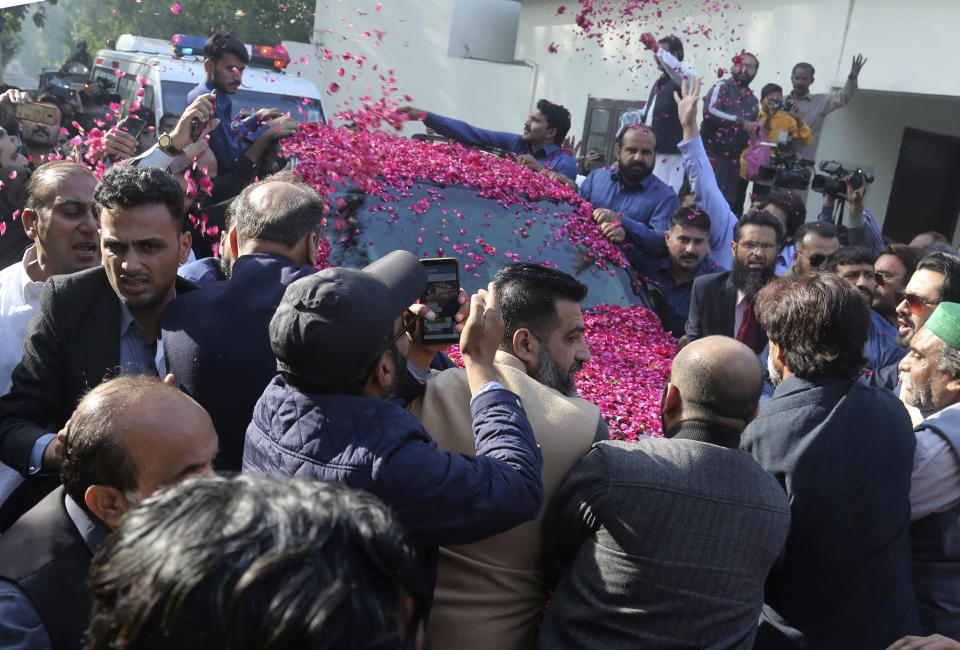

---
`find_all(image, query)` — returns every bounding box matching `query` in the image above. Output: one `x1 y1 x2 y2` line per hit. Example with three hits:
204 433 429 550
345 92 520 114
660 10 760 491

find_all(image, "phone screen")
420 258 460 343
119 117 147 139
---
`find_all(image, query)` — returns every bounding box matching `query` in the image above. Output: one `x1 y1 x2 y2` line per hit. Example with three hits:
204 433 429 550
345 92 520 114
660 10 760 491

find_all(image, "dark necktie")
737 299 759 350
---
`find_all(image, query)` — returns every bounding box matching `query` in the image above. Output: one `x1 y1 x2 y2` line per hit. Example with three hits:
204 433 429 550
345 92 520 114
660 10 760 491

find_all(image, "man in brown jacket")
407 262 605 650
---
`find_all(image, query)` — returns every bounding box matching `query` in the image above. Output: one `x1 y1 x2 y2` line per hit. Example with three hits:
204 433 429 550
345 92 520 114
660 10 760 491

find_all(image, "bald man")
161 174 322 471
0 375 217 649
537 336 791 649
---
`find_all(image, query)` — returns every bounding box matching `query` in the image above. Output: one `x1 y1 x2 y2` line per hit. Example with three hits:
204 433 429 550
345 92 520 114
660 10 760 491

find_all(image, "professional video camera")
811 161 874 199
755 133 815 190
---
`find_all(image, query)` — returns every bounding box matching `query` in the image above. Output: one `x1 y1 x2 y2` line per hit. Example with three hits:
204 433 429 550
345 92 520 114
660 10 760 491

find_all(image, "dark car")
286 122 676 439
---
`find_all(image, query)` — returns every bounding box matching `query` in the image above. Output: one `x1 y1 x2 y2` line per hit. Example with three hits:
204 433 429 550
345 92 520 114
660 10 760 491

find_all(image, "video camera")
811 161 874 199
755 134 815 191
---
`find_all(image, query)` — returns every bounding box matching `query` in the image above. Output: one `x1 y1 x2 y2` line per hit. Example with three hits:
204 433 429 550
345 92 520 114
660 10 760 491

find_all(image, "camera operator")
817 171 883 252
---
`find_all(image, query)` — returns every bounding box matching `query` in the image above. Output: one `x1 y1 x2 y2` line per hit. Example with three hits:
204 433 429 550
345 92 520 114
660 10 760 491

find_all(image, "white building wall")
299 0 960 233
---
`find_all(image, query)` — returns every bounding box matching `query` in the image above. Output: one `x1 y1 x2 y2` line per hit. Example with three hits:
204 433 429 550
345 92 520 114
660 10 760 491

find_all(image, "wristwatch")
157 133 181 156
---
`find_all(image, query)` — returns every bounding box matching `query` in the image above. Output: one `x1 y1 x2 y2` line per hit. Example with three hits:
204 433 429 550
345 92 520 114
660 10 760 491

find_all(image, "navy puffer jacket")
243 376 544 595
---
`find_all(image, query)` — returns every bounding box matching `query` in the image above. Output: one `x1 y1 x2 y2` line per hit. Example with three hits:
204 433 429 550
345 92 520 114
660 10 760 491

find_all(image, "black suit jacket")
685 270 767 354
161 253 316 471
0 266 197 475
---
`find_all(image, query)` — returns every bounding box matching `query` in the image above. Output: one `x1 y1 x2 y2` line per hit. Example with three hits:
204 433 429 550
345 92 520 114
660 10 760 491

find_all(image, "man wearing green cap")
899 301 960 638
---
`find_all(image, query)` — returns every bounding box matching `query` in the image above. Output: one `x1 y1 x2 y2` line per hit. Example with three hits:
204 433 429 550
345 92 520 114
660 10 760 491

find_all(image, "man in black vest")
742 272 919 647
638 33 697 193
899 302 960 637
0 165 197 525
0 375 217 649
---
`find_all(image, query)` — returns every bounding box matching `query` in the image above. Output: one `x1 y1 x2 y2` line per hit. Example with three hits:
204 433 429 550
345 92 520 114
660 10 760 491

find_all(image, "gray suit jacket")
538 421 791 649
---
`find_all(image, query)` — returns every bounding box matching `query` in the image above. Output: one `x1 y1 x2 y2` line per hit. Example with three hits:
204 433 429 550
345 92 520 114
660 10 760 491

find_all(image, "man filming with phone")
185 32 298 176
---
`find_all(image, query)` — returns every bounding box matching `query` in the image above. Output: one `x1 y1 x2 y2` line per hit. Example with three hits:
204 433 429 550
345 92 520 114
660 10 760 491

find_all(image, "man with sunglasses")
875 244 921 327
790 221 840 274
243 250 544 618
824 246 905 374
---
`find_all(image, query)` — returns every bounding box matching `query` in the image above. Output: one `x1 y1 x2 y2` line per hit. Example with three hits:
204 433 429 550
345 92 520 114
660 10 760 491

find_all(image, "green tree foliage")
69 0 313 54
2 1 59 64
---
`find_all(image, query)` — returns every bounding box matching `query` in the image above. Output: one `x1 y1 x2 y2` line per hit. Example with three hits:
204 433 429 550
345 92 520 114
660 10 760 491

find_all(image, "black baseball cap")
270 250 428 387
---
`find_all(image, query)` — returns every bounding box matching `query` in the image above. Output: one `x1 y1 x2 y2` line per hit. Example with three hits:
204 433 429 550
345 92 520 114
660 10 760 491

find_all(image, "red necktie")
737 299 759 350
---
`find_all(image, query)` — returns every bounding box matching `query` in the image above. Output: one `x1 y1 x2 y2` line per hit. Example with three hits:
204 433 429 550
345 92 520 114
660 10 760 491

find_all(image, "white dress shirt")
0 245 44 505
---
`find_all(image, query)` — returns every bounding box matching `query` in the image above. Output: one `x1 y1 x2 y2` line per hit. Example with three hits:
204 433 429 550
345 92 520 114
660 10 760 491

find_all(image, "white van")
91 34 325 129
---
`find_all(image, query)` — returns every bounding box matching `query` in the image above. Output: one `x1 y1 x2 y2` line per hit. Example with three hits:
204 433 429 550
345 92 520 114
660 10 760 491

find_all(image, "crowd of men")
1 26 960 650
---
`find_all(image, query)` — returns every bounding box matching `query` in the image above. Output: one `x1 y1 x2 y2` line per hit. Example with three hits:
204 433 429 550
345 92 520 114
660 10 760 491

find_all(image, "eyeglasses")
897 292 939 314
737 241 778 252
875 270 904 284
873 272 885 287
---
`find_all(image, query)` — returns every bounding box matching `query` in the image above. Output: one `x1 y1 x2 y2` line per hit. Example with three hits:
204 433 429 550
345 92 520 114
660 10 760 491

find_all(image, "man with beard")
17 96 64 167
685 209 782 354
876 244 921 326
824 245 905 373
579 122 679 260
743 272 919 648
405 262 604 650
700 51 760 212
398 100 577 180
634 207 720 338
537 336 790 648
185 32 298 175
242 251 545 620
0 166 197 524
899 302 960 638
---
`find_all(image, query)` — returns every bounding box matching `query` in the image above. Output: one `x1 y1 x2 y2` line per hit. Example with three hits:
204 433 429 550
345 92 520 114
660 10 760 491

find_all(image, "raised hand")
673 76 703 138
850 53 867 78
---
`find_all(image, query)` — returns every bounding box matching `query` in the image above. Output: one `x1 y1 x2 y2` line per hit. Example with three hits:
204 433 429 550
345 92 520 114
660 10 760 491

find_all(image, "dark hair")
59 377 179 513
793 62 815 76
761 190 806 238
879 243 920 282
85 474 425 650
535 99 571 145
924 241 956 256
734 209 783 245
917 252 960 303
94 165 186 231
823 245 877 272
0 165 30 219
761 83 782 99
793 221 838 251
658 35 684 61
494 263 588 349
757 273 868 380
203 31 249 65
230 176 324 248
742 52 759 68
24 160 93 212
918 230 949 245
669 206 710 232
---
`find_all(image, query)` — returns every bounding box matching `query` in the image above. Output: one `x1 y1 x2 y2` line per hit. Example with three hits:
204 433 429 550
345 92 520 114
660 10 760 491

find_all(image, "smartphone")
118 116 147 139
419 257 461 344
15 103 59 126
190 90 217 142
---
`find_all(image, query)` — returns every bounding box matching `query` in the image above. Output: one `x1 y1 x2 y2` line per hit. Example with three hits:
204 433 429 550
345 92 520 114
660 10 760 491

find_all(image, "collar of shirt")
119 300 144 339
664 419 742 449
203 78 232 118
17 245 44 305
531 142 561 161
648 255 718 285
65 492 111 554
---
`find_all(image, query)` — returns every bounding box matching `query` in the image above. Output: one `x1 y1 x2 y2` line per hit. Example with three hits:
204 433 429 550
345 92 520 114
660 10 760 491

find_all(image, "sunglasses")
897 292 939 314
798 251 827 267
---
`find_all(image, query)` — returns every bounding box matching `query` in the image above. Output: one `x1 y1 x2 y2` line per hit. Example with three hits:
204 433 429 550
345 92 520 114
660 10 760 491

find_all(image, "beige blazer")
408 351 600 650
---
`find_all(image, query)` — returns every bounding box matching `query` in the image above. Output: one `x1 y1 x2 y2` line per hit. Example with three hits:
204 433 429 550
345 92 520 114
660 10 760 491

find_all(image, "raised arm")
675 78 736 269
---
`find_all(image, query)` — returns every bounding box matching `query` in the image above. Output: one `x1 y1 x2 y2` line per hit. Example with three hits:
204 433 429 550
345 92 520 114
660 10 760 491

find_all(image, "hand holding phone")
190 90 216 142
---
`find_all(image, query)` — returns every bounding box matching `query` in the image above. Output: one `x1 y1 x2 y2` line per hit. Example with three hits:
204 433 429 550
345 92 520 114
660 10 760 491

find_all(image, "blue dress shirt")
423 112 578 180
185 79 271 171
637 255 722 338
578 166 679 259
867 309 907 372
776 243 796 276
177 257 226 286
677 136 738 270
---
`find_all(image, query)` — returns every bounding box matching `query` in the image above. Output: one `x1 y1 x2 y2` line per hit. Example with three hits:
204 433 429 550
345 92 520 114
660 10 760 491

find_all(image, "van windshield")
160 81 324 123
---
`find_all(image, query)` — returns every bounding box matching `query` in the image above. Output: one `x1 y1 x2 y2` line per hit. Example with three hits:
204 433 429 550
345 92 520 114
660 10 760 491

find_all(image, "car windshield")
160 81 324 123
324 181 646 310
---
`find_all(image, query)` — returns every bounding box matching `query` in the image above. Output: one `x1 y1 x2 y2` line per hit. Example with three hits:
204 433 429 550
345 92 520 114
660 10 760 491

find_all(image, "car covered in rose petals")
284 121 676 439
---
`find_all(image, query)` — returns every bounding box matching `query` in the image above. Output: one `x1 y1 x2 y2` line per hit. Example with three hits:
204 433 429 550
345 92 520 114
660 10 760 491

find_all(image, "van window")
160 81 324 123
